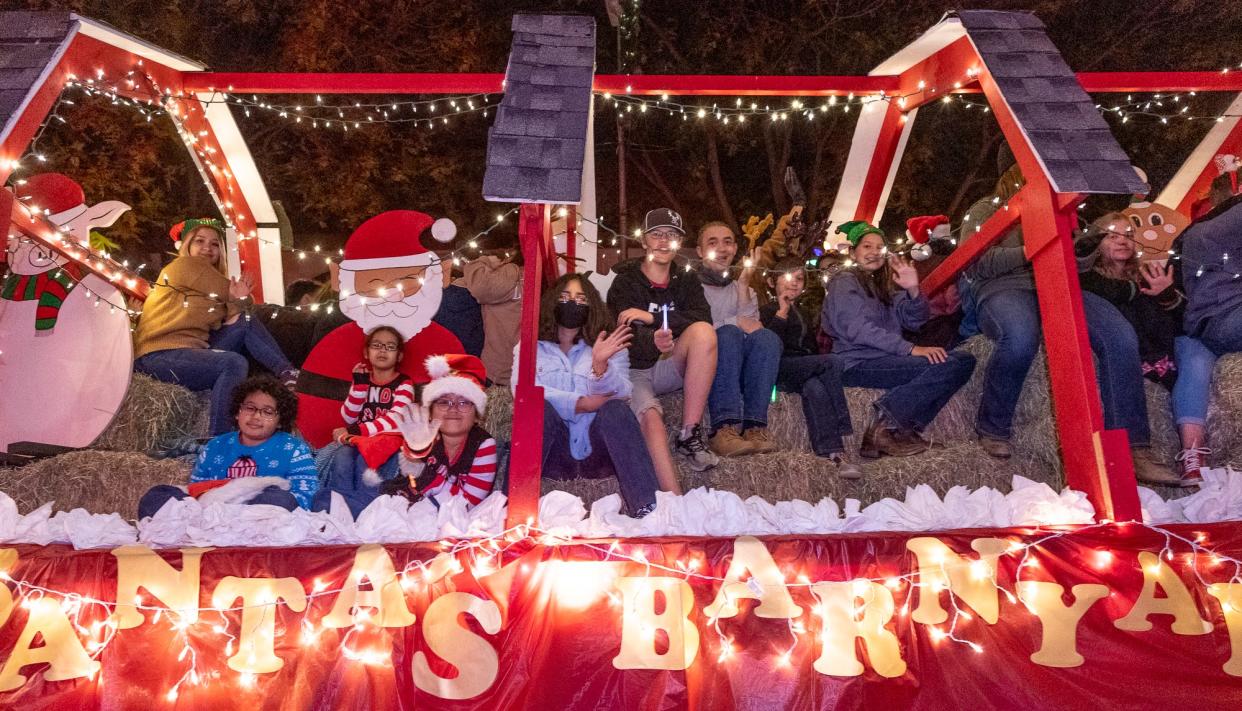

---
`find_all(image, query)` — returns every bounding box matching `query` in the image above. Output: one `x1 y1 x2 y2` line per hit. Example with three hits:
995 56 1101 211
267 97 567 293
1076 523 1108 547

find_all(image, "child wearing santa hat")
313 354 497 516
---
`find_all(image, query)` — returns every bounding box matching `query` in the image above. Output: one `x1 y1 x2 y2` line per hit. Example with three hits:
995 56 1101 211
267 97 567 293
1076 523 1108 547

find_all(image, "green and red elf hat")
169 218 226 250
833 220 885 251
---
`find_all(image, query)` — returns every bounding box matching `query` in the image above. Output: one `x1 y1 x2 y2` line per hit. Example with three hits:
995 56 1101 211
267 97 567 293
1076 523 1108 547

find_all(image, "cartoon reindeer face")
1121 202 1189 263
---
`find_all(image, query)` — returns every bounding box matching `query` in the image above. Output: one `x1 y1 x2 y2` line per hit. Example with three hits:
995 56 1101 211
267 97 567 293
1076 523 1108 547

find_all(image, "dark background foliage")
3 0 1238 272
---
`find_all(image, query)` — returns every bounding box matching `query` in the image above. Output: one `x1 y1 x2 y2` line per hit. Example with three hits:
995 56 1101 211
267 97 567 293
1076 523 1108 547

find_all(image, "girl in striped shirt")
313 327 416 516
383 354 498 508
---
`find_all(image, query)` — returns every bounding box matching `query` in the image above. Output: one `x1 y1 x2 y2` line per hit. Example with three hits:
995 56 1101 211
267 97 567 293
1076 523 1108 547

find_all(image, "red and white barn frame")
5 12 1242 525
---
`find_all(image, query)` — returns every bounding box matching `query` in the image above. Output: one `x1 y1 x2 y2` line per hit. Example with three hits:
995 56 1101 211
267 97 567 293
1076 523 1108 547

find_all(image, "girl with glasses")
382 354 498 509
312 327 417 516
512 273 660 518
137 375 317 518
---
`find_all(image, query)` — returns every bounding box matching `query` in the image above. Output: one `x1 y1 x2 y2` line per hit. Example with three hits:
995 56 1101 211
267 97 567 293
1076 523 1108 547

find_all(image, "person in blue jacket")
515 273 659 517
822 221 975 459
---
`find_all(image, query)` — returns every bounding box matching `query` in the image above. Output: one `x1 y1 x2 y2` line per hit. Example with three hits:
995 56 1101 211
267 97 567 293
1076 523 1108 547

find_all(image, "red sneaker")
1175 447 1210 488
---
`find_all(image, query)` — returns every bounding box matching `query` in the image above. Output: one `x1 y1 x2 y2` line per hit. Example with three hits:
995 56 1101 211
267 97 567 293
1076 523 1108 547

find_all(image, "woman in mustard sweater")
133 219 297 435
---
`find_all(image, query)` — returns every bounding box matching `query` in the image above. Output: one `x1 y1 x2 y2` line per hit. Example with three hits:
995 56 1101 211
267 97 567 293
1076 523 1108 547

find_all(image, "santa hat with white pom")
338 209 457 272
904 215 951 261
421 354 489 415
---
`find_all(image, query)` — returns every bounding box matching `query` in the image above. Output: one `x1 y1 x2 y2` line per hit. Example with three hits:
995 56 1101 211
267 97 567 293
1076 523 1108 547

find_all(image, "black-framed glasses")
240 404 278 419
367 342 399 352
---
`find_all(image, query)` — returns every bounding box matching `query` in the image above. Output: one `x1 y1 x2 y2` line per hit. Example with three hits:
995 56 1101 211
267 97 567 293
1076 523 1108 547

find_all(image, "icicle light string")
0 519 1239 677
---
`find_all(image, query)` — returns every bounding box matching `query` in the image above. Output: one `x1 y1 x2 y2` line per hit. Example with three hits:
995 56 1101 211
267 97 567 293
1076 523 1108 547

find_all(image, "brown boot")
709 425 755 457
742 427 778 454
978 434 1013 460
1132 448 1181 486
859 421 928 458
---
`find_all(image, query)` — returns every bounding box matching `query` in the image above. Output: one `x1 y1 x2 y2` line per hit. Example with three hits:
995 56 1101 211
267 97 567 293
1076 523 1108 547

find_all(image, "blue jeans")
709 325 782 431
841 352 975 432
542 400 659 515
137 483 298 519
208 316 294 375
776 354 853 456
976 289 1150 445
1201 307 1242 356
134 317 294 435
312 445 401 518
1172 336 1216 426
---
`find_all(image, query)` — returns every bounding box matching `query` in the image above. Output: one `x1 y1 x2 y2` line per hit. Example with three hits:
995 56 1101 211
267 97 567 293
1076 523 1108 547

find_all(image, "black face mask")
697 263 734 287
554 301 589 330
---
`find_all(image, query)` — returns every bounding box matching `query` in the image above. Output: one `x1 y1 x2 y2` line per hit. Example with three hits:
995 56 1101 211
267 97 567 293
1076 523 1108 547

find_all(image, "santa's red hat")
15 173 130 241
421 354 488 415
905 215 951 245
18 173 86 223
340 210 457 272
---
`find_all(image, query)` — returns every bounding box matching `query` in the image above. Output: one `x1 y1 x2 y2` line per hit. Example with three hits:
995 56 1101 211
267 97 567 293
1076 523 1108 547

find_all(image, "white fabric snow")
0 470 1238 549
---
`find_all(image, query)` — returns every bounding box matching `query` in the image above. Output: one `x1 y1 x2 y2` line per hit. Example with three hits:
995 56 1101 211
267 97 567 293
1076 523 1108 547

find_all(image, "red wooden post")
564 205 577 274
506 203 550 527
1023 185 1142 521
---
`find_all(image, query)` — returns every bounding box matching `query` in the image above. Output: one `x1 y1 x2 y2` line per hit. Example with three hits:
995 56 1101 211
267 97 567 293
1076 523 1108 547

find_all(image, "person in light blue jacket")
512 273 660 517
822 222 976 459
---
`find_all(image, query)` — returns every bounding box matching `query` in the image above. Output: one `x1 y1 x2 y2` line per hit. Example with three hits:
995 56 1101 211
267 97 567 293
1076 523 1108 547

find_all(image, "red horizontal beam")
1076 71 1242 93
183 71 1242 96
181 73 506 94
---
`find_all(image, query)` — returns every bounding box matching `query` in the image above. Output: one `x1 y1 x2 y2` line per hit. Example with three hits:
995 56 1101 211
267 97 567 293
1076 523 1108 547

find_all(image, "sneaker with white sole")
1175 446 1211 488
675 424 720 471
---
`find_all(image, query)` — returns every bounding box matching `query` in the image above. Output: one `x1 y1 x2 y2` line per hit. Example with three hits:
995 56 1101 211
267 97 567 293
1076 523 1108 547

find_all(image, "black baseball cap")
643 208 685 236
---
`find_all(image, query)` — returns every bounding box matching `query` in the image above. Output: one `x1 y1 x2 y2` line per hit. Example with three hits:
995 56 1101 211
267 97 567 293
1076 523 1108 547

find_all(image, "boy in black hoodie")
607 208 719 490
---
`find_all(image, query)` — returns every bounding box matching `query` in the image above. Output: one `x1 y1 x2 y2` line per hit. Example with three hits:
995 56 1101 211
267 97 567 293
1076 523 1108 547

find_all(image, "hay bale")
0 450 191 519
92 374 208 454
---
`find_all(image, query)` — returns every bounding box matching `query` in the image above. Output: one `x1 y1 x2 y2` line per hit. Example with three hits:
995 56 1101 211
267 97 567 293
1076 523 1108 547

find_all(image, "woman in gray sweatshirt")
822 221 976 459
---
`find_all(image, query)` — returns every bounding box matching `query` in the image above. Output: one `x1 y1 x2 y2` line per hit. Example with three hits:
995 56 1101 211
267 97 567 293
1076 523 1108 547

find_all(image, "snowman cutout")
0 173 132 453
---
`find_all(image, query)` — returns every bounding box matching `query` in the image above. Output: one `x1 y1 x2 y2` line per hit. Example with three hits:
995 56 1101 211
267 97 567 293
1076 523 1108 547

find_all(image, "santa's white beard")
338 269 443 341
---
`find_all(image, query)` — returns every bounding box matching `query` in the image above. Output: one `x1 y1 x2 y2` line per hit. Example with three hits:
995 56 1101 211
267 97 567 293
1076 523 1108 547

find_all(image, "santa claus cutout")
0 173 132 453
296 210 464 447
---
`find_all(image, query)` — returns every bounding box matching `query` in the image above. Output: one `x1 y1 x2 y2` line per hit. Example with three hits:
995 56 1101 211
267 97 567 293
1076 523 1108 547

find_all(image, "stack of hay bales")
5 343 1240 517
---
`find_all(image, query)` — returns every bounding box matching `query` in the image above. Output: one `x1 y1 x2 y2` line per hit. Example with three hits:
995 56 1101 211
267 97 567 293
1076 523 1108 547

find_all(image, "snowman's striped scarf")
0 266 80 331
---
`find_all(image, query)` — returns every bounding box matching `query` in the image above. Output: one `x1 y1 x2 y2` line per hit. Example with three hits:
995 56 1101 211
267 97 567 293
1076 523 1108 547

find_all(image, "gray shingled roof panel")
958 9 1147 195
485 13 595 203
0 12 73 143
0 11 73 40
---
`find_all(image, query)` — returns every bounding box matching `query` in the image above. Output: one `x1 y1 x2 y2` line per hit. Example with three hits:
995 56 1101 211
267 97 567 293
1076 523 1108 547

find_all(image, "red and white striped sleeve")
359 379 416 436
340 380 369 425
455 438 497 506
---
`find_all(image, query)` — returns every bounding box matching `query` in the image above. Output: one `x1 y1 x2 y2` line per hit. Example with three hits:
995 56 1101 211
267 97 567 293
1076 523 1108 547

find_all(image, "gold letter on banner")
0 549 17 629
411 592 502 700
1017 581 1109 667
110 546 211 629
1114 552 1211 635
612 577 700 670
0 597 100 691
210 577 308 673
1207 583 1242 676
703 536 802 620
907 537 1007 625
811 580 906 678
322 544 416 628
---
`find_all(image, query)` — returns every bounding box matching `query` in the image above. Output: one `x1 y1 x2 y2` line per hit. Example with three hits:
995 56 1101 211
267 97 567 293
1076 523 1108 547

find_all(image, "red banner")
1 522 1241 709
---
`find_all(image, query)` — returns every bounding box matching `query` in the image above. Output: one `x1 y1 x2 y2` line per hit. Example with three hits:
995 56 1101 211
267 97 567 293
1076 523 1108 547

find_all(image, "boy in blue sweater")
138 376 318 518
